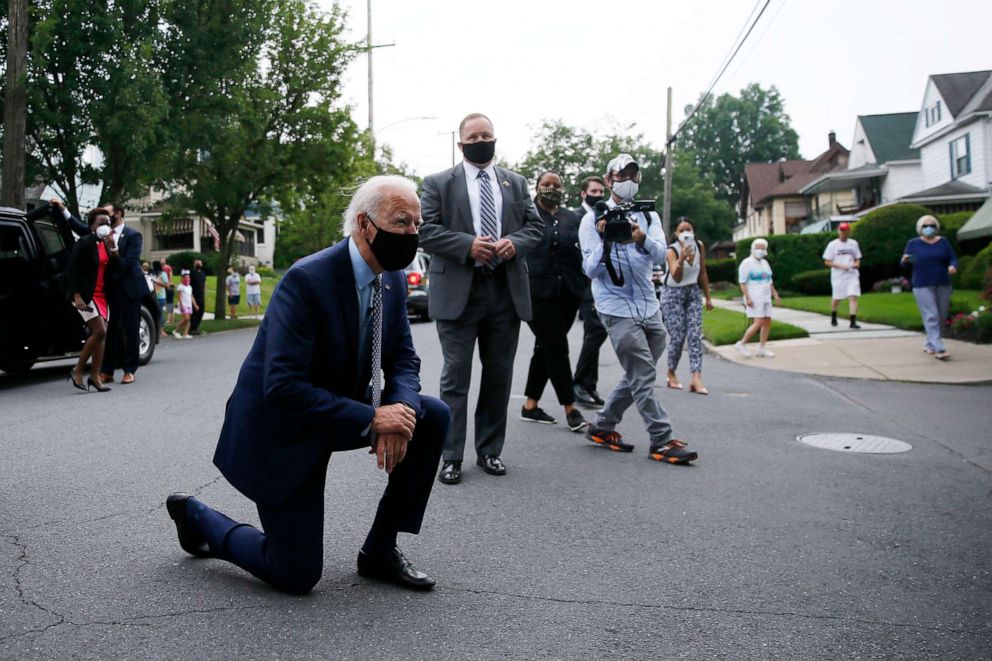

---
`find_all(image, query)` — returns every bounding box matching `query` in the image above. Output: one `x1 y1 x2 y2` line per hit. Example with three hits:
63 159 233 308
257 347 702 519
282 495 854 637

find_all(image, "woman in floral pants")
661 218 714 394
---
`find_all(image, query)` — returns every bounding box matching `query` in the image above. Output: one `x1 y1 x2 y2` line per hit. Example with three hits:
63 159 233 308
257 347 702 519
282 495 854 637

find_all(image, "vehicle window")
0 225 33 295
0 225 29 260
31 219 67 257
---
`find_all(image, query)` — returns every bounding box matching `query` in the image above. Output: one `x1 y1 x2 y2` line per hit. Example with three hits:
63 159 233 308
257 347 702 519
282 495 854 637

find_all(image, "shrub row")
705 257 737 284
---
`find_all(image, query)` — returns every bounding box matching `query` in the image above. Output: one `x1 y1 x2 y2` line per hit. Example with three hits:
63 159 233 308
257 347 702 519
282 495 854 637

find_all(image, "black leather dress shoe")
166 493 211 558
438 461 462 485
476 455 506 476
357 547 436 591
588 388 605 406
573 384 598 407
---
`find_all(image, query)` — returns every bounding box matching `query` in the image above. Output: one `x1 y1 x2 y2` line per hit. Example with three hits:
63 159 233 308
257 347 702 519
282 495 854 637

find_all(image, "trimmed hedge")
706 257 737 284
848 203 933 288
166 251 219 275
793 269 832 295
961 243 992 290
736 233 837 290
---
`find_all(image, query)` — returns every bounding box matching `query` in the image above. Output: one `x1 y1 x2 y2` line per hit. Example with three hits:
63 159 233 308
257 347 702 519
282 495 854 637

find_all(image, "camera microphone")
594 201 609 219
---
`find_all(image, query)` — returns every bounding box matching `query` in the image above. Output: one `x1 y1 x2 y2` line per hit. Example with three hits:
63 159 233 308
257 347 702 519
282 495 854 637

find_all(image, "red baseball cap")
838 222 851 231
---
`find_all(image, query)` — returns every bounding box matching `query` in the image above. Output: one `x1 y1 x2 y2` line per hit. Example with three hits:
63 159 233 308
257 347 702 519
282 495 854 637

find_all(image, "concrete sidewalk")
707 297 992 384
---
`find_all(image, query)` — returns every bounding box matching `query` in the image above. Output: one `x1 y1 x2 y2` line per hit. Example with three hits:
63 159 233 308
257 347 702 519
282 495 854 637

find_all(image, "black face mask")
537 188 563 207
584 195 603 208
461 139 496 165
365 217 419 272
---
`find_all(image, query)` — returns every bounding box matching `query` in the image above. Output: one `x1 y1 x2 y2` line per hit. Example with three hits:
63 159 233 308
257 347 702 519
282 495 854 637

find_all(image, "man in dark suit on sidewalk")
166 175 449 594
419 113 543 485
100 203 146 385
571 176 609 407
189 258 207 334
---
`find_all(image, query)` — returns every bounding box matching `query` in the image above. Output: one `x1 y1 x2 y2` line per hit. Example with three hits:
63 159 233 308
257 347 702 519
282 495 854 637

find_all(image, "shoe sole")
649 451 698 464
520 416 557 424
568 422 589 432
165 495 211 557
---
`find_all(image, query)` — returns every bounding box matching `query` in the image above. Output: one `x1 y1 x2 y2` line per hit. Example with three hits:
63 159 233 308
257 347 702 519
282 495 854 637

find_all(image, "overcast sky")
318 0 991 179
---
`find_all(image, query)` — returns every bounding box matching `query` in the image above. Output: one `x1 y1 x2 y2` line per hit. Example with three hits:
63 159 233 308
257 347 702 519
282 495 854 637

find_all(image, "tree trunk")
1 0 28 209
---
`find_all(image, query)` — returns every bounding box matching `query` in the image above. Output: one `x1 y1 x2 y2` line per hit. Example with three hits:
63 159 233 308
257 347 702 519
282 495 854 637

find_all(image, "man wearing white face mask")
735 238 781 358
577 154 698 465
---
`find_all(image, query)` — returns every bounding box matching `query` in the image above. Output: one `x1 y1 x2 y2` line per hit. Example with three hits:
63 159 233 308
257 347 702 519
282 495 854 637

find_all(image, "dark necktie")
370 274 383 411
478 170 501 269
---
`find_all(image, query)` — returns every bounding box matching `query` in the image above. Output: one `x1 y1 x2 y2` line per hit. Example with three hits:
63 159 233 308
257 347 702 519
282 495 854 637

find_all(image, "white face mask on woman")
95 225 111 239
753 248 767 259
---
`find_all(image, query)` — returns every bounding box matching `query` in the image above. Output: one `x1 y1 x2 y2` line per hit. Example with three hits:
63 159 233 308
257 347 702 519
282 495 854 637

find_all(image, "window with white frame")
925 101 942 128
949 134 971 179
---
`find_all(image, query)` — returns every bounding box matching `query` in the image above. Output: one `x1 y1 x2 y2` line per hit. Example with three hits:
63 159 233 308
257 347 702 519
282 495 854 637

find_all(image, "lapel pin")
502 180 510 188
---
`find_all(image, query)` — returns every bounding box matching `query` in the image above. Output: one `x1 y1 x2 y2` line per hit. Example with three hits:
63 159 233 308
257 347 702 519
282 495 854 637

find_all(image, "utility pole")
365 0 395 156
662 86 674 235
438 130 456 166
1 0 28 209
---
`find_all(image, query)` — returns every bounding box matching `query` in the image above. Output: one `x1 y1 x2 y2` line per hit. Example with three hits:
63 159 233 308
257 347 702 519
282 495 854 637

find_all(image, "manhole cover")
796 433 912 454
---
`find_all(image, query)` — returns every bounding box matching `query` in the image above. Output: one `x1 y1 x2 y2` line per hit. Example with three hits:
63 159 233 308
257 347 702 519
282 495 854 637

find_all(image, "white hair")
342 175 419 236
916 214 940 235
751 238 769 252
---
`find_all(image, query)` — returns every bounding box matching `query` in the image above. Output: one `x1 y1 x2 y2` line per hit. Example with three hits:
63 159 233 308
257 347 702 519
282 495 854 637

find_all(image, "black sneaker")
566 409 589 433
649 439 697 465
521 406 557 424
585 427 634 452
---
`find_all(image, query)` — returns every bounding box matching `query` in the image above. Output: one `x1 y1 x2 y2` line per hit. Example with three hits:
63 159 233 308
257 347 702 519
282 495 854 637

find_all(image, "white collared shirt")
461 160 503 239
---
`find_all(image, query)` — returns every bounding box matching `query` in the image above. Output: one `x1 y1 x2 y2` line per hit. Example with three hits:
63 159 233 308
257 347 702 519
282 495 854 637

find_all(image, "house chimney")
828 131 837 147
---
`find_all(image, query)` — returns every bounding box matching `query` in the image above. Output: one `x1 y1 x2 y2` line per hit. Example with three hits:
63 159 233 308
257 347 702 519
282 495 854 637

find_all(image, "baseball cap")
606 153 639 176
838 222 851 231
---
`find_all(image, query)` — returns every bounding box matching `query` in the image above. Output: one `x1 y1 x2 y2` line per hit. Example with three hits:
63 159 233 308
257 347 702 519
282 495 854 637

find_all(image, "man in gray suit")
419 113 543 485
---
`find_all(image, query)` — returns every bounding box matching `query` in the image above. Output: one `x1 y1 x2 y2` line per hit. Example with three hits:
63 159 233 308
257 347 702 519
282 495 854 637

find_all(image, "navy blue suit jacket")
213 239 422 508
114 226 147 301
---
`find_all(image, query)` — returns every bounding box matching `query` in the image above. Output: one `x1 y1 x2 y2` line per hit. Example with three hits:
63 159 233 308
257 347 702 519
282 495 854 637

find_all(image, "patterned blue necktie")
478 170 501 268
370 274 383 411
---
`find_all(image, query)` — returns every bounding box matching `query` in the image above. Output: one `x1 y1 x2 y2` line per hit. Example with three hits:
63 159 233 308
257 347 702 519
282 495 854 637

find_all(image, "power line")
670 0 773 145
698 0 763 103
724 0 789 90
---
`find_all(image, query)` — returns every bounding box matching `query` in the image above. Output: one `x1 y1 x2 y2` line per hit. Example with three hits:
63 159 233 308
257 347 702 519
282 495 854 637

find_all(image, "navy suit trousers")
188 395 448 594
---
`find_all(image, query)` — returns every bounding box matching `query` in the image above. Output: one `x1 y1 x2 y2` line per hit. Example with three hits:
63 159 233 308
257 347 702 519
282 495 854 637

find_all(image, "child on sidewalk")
173 272 199 340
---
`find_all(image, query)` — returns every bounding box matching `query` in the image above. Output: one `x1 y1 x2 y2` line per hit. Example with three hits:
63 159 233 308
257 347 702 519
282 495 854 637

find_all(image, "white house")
901 70 992 213
799 112 923 228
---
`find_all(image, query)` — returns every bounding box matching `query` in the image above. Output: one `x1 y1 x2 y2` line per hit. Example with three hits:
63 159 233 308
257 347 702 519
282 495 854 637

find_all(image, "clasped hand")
369 403 416 473
470 235 515 265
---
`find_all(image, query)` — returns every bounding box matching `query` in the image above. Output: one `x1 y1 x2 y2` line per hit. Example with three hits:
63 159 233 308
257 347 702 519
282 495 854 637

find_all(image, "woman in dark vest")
66 208 119 392
519 170 589 432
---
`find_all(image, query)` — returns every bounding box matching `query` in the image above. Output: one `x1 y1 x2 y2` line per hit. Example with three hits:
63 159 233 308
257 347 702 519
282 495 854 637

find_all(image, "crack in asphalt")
444 585 988 638
1 534 67 643
147 474 226 515
809 378 992 477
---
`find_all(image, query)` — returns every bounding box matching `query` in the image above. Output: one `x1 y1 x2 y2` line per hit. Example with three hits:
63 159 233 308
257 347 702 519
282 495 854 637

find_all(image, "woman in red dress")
66 209 119 392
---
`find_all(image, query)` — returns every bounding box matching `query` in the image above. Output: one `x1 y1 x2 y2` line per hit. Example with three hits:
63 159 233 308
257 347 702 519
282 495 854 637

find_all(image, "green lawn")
162 318 261 336
702 307 808 346
164 273 280 318
778 290 985 331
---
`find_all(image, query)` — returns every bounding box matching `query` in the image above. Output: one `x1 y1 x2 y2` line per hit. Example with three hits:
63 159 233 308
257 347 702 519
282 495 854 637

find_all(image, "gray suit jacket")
419 163 543 321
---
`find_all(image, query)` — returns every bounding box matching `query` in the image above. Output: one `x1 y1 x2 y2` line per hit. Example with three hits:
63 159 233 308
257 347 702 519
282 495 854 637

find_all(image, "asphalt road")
1 320 990 660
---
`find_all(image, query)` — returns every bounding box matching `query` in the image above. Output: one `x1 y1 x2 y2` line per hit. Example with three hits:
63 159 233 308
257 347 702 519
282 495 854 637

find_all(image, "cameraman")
577 154 697 465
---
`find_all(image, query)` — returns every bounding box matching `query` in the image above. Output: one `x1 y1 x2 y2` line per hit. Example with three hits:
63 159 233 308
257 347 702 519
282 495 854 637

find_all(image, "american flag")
204 218 221 251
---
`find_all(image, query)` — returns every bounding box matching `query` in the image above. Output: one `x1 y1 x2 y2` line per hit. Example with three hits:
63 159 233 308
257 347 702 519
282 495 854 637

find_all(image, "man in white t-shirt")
822 222 862 329
245 266 263 317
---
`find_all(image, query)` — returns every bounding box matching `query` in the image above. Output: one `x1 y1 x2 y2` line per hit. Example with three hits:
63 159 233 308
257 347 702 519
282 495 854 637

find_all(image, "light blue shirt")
578 199 667 320
348 237 377 354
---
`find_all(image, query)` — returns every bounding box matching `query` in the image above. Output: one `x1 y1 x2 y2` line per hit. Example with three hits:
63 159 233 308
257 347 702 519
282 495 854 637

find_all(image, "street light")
375 115 436 135
438 130 457 167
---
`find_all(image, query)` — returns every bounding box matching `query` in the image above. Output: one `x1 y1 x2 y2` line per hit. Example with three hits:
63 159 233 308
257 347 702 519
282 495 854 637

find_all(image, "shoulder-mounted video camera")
595 200 656 243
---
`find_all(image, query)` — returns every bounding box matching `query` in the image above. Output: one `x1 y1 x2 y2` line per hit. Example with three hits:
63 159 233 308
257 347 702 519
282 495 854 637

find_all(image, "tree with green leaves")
160 0 362 319
678 83 801 207
511 120 735 244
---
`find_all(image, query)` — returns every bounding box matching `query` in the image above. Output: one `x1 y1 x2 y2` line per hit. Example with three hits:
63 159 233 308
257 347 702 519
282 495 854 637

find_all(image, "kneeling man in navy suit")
166 175 449 594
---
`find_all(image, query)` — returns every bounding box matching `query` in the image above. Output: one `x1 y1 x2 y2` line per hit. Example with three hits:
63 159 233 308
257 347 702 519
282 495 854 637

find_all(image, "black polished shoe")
166 493 211 558
438 461 462 485
476 455 506 476
588 388 605 406
573 384 599 407
357 547 436 591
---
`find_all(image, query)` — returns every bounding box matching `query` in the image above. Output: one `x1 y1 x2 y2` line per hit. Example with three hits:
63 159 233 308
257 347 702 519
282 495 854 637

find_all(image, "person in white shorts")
822 222 862 328
735 238 781 358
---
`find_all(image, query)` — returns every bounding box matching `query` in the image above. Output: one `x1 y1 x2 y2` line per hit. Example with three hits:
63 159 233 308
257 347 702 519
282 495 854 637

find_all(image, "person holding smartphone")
65 208 118 392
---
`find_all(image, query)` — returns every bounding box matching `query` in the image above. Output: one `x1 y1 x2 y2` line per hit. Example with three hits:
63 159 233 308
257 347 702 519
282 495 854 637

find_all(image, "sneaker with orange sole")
649 439 697 464
585 427 634 453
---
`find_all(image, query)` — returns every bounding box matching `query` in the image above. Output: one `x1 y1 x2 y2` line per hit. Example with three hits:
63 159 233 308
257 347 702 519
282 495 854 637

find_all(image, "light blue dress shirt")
578 199 667 320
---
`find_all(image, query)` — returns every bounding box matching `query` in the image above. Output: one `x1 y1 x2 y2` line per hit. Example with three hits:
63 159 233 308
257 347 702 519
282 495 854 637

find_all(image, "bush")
257 266 278 278
736 233 837 290
848 203 933 288
961 243 992 290
705 257 737 284
940 211 975 256
792 269 833 295
167 251 218 275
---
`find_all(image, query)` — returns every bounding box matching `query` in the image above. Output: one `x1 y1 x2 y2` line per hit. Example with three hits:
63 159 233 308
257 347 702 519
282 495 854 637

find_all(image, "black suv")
404 249 431 321
0 204 160 373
